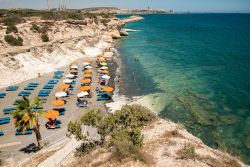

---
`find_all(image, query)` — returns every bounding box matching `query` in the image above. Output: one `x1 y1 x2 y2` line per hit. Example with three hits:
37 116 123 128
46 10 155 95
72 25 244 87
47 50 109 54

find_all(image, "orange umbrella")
69 69 77 73
52 99 65 106
23 115 30 123
101 70 109 74
80 86 91 91
44 110 59 119
82 79 91 84
103 87 114 92
58 84 70 89
84 59 93 63
84 69 92 73
84 74 92 78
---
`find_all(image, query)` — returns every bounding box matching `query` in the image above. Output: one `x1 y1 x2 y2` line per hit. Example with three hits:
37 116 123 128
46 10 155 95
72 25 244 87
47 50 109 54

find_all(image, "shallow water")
116 14 250 163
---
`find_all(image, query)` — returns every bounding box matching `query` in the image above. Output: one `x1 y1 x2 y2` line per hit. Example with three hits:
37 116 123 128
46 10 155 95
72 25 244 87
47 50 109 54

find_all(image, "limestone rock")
109 30 121 39
120 29 129 36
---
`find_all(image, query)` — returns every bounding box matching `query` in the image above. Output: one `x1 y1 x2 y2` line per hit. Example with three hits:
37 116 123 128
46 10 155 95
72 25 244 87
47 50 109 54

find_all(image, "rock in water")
120 29 129 36
109 30 121 39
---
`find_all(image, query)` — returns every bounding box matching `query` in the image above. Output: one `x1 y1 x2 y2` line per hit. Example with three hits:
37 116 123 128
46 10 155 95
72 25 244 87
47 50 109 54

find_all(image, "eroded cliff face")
62 119 248 167
0 16 125 88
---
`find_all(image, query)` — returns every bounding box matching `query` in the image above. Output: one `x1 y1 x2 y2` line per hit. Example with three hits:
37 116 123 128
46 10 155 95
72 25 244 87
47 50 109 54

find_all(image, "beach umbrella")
82 79 91 84
80 86 91 91
70 65 78 69
44 110 59 119
69 69 77 73
77 91 89 97
85 66 93 69
84 69 92 73
52 99 65 106
101 75 111 80
83 62 90 66
55 92 67 98
84 74 92 78
84 59 93 63
103 87 114 92
58 84 70 89
63 79 73 84
101 70 109 74
100 62 107 66
66 74 75 79
100 66 108 70
23 115 30 123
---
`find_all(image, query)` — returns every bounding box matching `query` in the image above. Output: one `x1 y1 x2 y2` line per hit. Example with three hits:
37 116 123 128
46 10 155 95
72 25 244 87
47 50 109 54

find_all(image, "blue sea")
116 14 250 163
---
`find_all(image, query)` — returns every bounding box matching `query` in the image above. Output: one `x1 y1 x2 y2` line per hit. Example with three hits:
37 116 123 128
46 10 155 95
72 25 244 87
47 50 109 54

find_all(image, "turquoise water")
116 14 250 163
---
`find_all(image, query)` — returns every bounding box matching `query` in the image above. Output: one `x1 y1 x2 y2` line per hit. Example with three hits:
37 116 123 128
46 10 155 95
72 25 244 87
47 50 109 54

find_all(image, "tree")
11 97 45 148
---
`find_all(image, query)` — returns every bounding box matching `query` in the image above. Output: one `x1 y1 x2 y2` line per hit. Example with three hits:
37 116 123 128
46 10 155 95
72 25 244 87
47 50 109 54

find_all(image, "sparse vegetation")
41 33 49 42
31 23 41 33
1 15 25 26
67 104 156 163
4 35 23 46
6 25 18 34
177 143 196 160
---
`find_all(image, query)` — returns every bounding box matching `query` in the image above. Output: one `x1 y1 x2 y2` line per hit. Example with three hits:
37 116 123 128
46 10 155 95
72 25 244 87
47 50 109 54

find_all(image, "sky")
0 0 250 13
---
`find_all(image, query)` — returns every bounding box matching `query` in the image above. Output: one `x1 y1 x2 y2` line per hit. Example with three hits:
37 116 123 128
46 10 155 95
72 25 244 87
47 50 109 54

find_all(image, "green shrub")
81 110 102 127
75 142 97 157
177 143 196 160
41 25 49 34
31 23 41 33
6 25 18 34
41 33 49 42
67 121 85 141
4 35 23 46
1 15 25 26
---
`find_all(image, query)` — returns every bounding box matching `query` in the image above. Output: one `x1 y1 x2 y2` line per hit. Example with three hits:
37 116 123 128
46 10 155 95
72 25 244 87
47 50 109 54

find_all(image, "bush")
31 23 41 33
41 33 49 42
1 15 25 26
177 143 196 160
6 25 18 34
4 35 23 46
68 104 156 162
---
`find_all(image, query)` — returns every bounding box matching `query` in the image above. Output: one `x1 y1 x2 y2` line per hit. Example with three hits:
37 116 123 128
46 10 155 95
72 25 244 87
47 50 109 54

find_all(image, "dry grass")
177 143 196 160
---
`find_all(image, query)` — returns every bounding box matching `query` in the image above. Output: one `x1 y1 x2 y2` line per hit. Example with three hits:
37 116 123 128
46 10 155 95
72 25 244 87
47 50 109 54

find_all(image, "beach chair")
43 84 54 89
29 82 39 86
53 75 63 79
3 107 16 114
97 92 108 96
24 87 35 90
54 71 64 75
46 124 61 129
38 93 49 97
0 92 6 96
97 97 110 101
28 84 38 88
15 129 33 135
48 80 59 84
0 117 10 125
39 90 51 94
6 86 19 91
0 131 4 136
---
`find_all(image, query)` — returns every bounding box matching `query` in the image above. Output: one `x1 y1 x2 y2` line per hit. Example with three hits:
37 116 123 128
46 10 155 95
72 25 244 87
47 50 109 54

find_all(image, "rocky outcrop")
109 30 121 39
121 15 144 23
120 29 129 36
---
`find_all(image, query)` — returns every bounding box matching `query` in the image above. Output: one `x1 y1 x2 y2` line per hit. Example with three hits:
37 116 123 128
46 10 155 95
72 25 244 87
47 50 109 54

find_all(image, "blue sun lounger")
53 75 63 79
0 92 6 97
54 71 64 75
6 86 19 91
0 131 4 136
3 107 16 114
15 129 33 135
29 82 39 85
39 90 51 94
24 87 35 90
0 117 10 124
18 91 31 97
43 84 54 89
48 80 59 84
97 92 108 96
97 96 110 101
53 108 66 115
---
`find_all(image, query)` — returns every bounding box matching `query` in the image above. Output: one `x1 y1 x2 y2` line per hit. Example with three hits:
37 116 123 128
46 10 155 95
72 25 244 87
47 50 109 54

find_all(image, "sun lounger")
43 84 54 89
0 119 10 125
97 97 110 101
0 117 10 121
54 71 64 75
0 95 5 98
24 87 35 90
6 86 18 91
46 124 61 129
76 102 88 107
53 108 66 112
3 107 16 114
0 131 4 136
19 91 31 94
18 93 30 97
38 93 49 97
0 92 6 96
38 98 47 103
39 90 51 94
97 92 108 96
48 80 59 84
53 75 63 79
29 82 39 85
15 129 33 135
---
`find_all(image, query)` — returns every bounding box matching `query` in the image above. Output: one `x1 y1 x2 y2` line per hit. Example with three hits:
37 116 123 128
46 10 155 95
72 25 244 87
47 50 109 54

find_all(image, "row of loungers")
0 92 6 98
6 86 19 91
3 107 16 115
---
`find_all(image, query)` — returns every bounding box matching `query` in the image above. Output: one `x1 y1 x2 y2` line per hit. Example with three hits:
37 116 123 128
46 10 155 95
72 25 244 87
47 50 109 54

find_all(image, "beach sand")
0 56 114 166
